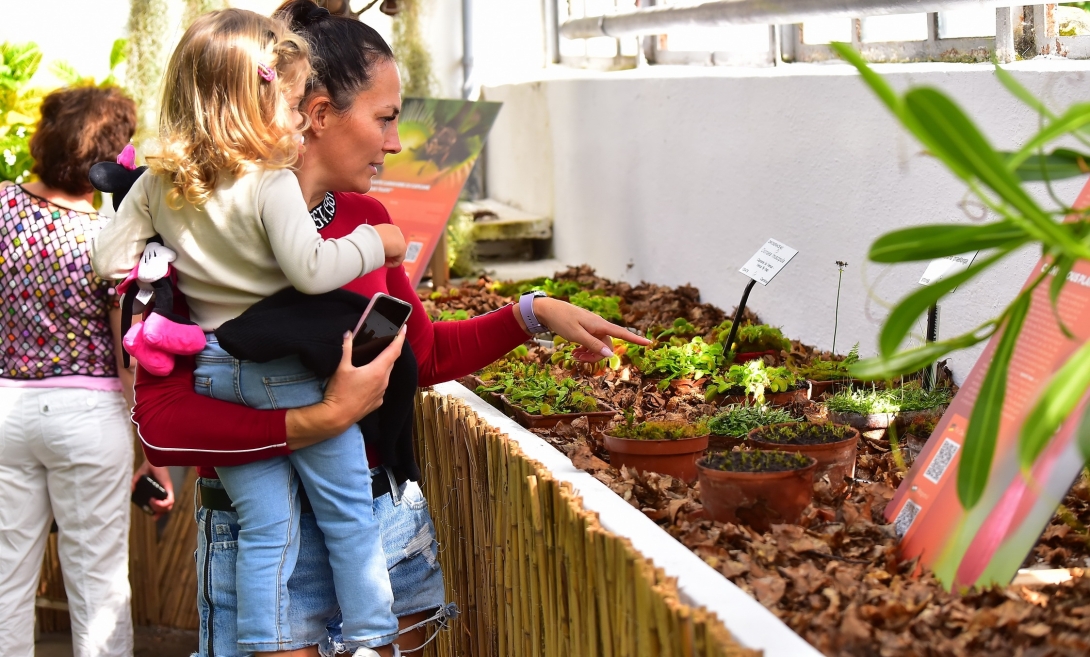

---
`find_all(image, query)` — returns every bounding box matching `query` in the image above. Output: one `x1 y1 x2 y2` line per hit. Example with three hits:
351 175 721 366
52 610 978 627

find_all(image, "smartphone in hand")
131 474 169 515
351 293 413 366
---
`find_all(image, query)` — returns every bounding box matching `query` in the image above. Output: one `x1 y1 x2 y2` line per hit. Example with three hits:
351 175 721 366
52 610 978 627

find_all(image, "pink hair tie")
258 63 277 82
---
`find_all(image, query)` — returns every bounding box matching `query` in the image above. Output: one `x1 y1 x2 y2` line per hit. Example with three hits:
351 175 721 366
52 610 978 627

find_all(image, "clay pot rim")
603 432 710 445
697 453 818 479
749 420 858 446
747 422 861 448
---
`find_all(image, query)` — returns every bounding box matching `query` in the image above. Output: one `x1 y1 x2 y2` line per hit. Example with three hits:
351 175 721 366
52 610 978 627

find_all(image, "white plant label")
919 251 978 287
739 238 798 286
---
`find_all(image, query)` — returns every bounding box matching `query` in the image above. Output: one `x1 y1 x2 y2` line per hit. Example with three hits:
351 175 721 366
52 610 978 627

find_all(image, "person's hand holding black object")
130 460 175 518
285 326 406 450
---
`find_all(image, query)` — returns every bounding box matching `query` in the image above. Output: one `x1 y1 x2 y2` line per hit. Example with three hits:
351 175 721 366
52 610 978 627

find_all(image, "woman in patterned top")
0 86 174 657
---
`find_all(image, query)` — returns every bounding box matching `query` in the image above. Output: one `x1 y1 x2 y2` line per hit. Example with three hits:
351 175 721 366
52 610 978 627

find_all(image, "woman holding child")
114 3 648 656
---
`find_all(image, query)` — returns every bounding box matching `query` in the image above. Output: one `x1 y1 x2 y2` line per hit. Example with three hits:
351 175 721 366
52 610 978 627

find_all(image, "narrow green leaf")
850 332 986 380
1008 102 1090 170
879 250 1010 356
869 221 1027 263
1047 256 1076 339
993 60 1056 120
1019 338 1090 468
109 38 128 71
1076 400 1090 465
1003 149 1090 182
904 89 1090 260
958 294 1030 508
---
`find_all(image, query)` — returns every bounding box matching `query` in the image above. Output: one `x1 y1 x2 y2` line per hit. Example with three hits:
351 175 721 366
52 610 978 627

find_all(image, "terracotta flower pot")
602 433 710 483
807 378 865 400
707 434 745 452
500 395 617 431
747 422 861 494
697 452 817 532
828 406 946 432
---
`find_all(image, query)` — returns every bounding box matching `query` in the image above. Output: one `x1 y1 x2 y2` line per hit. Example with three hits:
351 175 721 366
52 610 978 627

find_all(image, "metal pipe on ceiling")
560 0 1014 39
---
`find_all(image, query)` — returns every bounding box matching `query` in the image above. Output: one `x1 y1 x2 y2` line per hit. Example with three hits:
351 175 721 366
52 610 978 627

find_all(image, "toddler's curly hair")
147 9 310 207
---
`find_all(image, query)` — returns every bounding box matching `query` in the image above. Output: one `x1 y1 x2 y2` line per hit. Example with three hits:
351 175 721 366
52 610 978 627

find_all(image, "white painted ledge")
434 381 821 657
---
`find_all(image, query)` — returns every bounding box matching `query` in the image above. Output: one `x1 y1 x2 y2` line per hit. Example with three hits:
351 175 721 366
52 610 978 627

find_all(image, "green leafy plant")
437 309 469 321
550 336 624 371
445 207 478 278
834 43 1090 508
490 277 585 298
567 290 623 322
708 404 801 438
502 367 599 416
609 418 709 441
628 336 726 390
0 42 44 183
705 360 798 404
750 422 855 446
655 317 702 341
701 450 813 473
794 343 860 382
733 324 791 353
824 384 951 415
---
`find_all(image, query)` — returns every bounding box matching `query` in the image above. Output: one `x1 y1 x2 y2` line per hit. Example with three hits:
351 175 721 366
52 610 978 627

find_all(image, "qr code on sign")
404 241 424 263
923 438 960 484
893 500 921 538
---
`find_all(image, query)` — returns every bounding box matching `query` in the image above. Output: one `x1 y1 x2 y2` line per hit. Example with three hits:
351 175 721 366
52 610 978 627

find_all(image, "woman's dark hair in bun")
274 0 395 112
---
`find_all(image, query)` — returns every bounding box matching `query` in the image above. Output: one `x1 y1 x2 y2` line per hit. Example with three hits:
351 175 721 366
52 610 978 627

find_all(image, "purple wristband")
519 291 548 334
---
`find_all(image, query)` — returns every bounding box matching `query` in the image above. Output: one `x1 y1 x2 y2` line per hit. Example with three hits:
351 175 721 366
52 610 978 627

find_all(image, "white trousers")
0 386 134 657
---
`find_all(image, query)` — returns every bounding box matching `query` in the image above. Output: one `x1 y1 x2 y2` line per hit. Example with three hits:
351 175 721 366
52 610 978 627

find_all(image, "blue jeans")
193 477 448 657
195 338 397 652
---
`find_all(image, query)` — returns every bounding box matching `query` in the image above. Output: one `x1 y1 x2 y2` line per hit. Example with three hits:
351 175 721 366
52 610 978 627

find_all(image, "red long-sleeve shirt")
131 193 526 475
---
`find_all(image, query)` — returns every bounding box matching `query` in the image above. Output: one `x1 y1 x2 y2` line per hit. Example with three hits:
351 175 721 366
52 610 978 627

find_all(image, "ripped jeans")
193 474 447 657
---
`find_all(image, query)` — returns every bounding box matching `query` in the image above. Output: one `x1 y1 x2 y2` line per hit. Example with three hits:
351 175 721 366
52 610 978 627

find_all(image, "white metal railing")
552 2 1087 68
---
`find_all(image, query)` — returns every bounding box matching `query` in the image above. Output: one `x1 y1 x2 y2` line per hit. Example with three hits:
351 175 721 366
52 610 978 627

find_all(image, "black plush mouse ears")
89 144 147 211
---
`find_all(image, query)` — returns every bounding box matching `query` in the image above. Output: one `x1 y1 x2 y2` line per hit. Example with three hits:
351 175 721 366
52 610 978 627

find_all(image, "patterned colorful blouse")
0 184 119 389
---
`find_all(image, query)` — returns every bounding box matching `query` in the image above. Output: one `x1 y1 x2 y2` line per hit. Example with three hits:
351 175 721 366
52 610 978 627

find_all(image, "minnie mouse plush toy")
89 145 206 375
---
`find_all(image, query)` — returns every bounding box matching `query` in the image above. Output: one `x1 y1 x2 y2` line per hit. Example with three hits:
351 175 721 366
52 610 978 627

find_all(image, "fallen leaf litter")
426 268 1090 656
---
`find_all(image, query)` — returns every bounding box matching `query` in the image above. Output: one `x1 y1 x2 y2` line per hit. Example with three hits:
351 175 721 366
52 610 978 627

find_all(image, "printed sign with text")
919 252 978 286
739 239 798 286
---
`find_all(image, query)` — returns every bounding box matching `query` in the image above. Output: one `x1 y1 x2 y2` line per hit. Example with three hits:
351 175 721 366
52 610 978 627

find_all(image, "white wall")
482 60 1090 381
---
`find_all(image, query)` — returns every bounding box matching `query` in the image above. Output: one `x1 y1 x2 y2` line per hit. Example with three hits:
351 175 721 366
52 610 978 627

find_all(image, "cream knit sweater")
91 168 385 330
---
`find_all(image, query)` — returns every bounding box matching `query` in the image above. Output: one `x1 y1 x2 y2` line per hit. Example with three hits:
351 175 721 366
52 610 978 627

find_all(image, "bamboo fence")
415 388 754 657
38 390 753 655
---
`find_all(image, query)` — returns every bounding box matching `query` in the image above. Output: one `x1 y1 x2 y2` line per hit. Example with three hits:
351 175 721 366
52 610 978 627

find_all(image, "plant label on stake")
739 238 799 286
725 239 799 356
919 252 978 287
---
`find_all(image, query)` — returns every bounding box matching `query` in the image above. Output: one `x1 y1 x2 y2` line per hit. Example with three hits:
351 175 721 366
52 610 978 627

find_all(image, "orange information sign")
885 178 1090 588
368 98 501 287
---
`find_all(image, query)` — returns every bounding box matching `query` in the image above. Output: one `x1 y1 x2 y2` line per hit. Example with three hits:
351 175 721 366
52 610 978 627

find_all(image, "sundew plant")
836 43 1090 509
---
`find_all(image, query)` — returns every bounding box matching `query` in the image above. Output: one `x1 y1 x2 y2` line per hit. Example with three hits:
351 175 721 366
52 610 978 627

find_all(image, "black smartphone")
351 293 413 366
131 474 169 515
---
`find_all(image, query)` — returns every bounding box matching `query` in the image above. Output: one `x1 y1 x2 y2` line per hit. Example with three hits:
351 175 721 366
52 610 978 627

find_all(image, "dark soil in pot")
697 450 817 532
747 422 861 495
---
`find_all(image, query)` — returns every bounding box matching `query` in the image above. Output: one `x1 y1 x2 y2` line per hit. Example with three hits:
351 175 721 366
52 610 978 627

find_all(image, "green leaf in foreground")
1019 337 1090 469
868 221 1026 263
1005 149 1090 182
850 331 989 380
958 294 1030 509
1077 399 1090 465
879 250 1010 357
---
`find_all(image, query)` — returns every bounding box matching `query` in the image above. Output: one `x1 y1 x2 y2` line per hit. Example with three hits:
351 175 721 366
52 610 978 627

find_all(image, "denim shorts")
193 475 447 657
